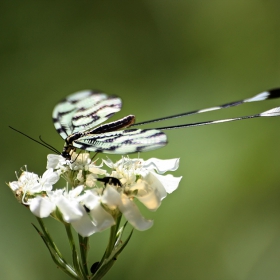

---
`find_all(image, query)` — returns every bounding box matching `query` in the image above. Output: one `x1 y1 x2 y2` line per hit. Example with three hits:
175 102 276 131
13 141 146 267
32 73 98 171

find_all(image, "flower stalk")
34 218 79 279
79 235 89 276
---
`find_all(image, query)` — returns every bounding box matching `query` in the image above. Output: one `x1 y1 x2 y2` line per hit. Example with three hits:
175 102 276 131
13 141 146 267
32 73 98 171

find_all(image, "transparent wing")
52 90 122 139
72 129 167 154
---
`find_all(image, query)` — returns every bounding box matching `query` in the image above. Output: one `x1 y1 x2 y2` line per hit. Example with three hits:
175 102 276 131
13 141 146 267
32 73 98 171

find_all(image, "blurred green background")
1 0 280 279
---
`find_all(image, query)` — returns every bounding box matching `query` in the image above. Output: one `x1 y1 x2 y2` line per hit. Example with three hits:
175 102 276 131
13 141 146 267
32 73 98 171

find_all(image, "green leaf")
114 221 128 248
112 227 134 259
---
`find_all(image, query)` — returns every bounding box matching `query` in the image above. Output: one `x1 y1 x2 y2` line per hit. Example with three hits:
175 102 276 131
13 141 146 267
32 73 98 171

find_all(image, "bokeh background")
1 1 280 279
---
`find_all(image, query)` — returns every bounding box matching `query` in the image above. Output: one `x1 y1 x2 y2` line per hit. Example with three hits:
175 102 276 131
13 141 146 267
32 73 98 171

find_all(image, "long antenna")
9 126 60 154
153 107 280 130
132 88 280 126
39 135 60 154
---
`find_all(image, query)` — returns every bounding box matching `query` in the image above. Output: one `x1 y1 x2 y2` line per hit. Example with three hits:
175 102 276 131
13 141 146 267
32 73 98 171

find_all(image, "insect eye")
61 151 71 160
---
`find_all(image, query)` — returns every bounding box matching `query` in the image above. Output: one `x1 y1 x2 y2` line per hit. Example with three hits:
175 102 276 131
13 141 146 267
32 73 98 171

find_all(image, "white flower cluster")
9 153 182 237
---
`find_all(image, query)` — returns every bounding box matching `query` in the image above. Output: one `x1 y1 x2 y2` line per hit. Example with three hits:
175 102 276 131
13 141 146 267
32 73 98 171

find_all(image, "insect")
51 88 280 160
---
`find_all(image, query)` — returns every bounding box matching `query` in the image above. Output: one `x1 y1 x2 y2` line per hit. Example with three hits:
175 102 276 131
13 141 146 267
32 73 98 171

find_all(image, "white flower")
9 168 60 204
84 159 107 188
85 174 97 188
69 153 107 187
72 189 116 237
47 153 107 182
29 185 116 237
29 193 58 218
9 171 39 193
38 169 60 191
102 185 154 231
47 154 68 173
30 186 84 221
9 155 182 236
102 157 182 230
68 152 92 171
54 186 85 222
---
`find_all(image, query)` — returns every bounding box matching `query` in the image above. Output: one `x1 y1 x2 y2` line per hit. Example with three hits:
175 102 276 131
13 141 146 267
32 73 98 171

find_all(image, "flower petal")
40 169 60 191
102 186 122 209
119 194 154 231
42 168 60 184
71 190 115 236
88 166 107 175
150 172 182 193
102 158 114 168
85 174 97 188
9 181 20 191
143 158 180 174
102 186 153 230
47 154 66 169
132 180 162 211
29 196 56 218
68 185 84 197
71 207 114 237
70 210 96 237
56 196 84 222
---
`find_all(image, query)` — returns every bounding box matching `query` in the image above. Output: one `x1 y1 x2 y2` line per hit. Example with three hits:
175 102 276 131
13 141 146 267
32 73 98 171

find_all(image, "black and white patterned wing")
52 90 122 140
72 129 168 154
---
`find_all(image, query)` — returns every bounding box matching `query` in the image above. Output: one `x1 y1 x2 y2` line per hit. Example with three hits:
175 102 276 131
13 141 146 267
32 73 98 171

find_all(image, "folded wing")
72 129 167 154
52 90 122 139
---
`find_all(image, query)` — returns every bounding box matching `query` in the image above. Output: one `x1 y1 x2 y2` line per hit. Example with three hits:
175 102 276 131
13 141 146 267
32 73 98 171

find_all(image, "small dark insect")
97 177 122 187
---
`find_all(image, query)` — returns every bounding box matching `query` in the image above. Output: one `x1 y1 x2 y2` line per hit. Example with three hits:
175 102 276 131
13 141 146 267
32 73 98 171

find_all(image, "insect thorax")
62 132 84 160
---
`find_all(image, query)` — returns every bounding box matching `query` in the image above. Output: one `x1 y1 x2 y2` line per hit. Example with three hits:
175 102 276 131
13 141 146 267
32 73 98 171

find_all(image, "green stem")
107 214 122 256
91 214 122 278
36 217 63 258
36 218 79 279
106 225 118 258
79 235 89 276
65 223 87 279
